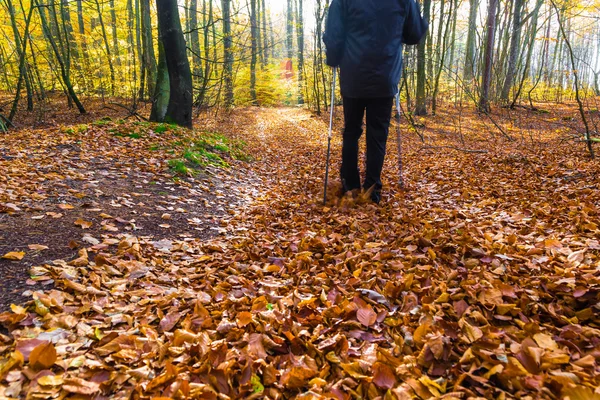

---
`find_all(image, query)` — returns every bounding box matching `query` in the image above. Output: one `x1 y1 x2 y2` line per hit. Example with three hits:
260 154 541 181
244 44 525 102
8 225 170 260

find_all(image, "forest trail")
1 106 600 398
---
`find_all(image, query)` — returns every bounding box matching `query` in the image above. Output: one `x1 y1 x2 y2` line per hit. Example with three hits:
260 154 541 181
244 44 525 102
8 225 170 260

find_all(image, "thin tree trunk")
6 0 34 112
189 0 202 84
286 0 294 62
296 0 304 104
550 0 594 158
109 0 120 66
463 0 479 83
261 0 269 63
415 0 431 115
37 0 86 113
479 0 498 113
222 0 233 108
126 0 137 100
95 0 116 95
500 0 524 103
8 0 34 121
511 0 542 108
141 0 157 99
432 0 453 114
250 0 258 104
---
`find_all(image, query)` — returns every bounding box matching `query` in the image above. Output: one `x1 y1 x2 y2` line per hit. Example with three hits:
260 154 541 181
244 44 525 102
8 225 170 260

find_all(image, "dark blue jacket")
324 0 428 98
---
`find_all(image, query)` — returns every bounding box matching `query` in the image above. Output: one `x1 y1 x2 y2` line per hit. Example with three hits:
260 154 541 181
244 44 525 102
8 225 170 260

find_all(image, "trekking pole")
395 93 405 189
323 68 337 205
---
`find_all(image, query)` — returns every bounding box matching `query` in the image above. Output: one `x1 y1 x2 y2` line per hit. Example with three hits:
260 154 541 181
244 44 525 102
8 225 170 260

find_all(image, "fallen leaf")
2 251 25 261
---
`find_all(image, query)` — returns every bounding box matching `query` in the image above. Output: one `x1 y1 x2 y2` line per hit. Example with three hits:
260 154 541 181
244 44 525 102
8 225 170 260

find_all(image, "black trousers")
341 96 393 199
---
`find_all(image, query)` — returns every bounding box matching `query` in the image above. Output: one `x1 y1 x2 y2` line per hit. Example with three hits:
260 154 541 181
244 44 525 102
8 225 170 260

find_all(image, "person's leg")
364 97 394 203
341 96 366 193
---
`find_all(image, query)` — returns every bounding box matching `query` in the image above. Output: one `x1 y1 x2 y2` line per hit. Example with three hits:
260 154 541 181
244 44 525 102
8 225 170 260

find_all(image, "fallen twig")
107 102 148 121
421 145 488 154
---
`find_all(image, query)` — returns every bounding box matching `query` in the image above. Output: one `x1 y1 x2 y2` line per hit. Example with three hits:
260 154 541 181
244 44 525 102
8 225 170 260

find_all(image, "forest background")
0 0 599 141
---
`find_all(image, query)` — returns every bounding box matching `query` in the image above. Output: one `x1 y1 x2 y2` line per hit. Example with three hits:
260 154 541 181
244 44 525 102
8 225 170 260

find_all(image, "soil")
0 97 259 312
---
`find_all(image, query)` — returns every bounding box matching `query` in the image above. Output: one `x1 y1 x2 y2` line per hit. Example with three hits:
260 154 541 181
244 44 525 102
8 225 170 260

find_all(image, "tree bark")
250 0 258 104
286 0 294 62
479 0 498 113
189 0 202 83
500 0 524 103
463 0 479 83
415 0 431 116
37 0 85 113
150 32 169 122
95 0 116 95
296 0 304 104
140 0 157 99
109 0 120 66
155 0 193 127
222 0 234 108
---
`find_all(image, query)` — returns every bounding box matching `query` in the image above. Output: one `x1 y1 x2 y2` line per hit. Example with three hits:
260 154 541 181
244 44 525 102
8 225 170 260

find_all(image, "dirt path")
1 107 599 399
0 119 256 312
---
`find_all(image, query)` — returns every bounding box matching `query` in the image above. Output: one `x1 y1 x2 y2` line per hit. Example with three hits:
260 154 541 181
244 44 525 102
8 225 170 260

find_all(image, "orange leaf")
236 311 253 327
29 341 56 370
74 218 93 229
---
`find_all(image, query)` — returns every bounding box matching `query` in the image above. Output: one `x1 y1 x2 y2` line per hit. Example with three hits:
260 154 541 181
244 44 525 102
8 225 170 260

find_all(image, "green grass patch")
92 117 113 126
168 159 190 176
168 130 251 176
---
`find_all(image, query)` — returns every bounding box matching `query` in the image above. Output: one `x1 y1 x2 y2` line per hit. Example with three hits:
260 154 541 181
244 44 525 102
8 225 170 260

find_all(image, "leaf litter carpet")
1 107 600 399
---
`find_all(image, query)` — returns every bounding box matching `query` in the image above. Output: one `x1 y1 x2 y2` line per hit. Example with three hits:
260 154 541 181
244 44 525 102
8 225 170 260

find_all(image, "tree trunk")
8 0 34 121
109 0 120 66
150 34 170 122
550 0 594 158
500 0 524 103
296 0 304 104
6 0 34 113
511 0 542 108
479 0 498 113
415 0 431 116
141 0 157 99
222 0 234 108
189 0 202 84
37 0 85 113
432 0 453 114
126 0 137 98
95 0 116 95
463 0 479 83
261 0 269 63
286 0 294 62
250 0 258 104
155 0 193 127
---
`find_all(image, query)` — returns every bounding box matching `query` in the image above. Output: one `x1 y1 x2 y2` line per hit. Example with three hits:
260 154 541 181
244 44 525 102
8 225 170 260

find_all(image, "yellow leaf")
2 251 25 261
562 386 600 400
38 375 64 386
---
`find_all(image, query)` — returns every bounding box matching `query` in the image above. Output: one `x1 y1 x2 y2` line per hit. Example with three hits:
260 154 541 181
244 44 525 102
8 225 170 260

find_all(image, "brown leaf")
62 377 101 395
356 304 377 327
373 362 397 390
159 311 181 332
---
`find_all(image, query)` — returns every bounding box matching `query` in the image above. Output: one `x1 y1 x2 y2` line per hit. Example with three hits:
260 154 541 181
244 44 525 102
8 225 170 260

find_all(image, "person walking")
324 0 428 203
